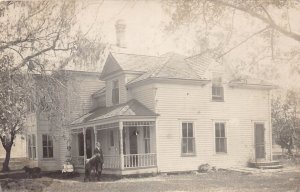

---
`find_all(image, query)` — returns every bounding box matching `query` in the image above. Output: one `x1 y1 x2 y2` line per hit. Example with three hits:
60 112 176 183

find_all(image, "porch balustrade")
124 153 157 168
72 156 84 167
103 155 120 169
71 153 157 169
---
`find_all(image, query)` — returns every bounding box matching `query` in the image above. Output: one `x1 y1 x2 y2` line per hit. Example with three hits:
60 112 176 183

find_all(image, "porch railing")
124 153 156 168
103 155 120 169
72 156 84 167
71 154 157 169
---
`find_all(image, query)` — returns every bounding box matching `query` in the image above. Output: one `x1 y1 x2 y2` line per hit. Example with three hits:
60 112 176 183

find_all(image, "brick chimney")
115 19 126 48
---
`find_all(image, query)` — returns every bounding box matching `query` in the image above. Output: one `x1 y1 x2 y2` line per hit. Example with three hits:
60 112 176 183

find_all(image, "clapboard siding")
127 84 156 111
155 82 271 172
58 73 104 168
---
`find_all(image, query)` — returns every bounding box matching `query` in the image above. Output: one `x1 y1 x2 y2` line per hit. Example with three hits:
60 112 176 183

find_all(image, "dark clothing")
94 147 104 164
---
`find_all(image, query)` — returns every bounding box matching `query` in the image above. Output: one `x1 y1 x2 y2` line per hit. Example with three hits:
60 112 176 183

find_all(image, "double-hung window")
112 80 119 105
212 74 224 101
28 134 36 159
42 134 53 158
181 122 195 155
143 126 151 153
215 122 227 153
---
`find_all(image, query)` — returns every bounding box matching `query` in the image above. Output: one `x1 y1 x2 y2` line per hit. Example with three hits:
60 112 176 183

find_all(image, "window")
42 135 53 158
110 130 114 147
212 74 224 101
181 122 195 155
215 122 227 153
28 134 36 159
143 126 150 153
112 80 119 105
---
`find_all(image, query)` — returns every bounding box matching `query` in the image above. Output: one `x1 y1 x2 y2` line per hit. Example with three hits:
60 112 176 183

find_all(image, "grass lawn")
1 168 300 192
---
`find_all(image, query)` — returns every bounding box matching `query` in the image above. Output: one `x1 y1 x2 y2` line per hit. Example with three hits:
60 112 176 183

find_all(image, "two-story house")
25 70 104 171
67 51 274 175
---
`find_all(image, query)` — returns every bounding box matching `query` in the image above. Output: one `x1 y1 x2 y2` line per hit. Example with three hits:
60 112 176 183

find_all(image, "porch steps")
248 161 283 169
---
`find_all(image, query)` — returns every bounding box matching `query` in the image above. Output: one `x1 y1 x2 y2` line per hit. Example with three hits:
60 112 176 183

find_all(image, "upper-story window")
212 74 224 101
112 80 119 105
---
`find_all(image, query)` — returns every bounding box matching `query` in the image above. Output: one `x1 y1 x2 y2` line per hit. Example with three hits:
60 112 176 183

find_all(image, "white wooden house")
67 51 274 175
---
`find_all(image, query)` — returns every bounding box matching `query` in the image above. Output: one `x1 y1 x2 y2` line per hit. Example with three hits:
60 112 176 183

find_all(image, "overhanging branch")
209 0 300 42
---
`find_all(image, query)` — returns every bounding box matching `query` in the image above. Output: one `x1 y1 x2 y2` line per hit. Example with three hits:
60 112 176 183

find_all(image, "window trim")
180 121 196 157
112 79 120 105
211 73 224 102
212 86 224 102
28 134 37 160
213 121 228 154
42 134 54 159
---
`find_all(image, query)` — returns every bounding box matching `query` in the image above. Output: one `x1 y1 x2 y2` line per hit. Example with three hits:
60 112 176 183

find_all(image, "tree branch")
218 26 270 58
209 0 300 42
11 33 60 72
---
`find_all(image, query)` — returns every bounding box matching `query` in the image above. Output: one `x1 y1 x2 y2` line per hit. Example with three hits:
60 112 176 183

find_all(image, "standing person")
94 142 104 165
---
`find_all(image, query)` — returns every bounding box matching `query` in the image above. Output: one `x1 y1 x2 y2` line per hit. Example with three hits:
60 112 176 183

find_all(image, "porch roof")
70 99 158 125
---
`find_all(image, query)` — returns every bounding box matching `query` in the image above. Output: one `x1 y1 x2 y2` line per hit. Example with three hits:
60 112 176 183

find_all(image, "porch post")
93 126 97 146
119 121 124 170
83 127 87 168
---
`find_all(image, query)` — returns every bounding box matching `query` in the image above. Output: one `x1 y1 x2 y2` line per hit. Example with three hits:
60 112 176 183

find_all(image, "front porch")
70 120 157 175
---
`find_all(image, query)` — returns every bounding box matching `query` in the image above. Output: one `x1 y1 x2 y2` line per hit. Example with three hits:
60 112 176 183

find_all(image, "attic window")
212 74 224 101
112 80 119 105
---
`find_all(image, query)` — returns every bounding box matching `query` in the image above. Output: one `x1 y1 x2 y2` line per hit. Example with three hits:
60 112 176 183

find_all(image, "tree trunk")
2 147 11 172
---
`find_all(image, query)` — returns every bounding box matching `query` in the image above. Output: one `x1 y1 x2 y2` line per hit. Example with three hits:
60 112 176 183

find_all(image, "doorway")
254 123 265 160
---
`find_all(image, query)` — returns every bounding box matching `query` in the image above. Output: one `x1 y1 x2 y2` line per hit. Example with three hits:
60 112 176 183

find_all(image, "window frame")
211 74 224 102
214 121 227 154
42 134 54 159
112 80 120 105
181 121 196 156
28 134 37 159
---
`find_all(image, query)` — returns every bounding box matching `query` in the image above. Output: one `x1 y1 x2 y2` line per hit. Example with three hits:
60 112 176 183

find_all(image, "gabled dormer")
100 53 127 107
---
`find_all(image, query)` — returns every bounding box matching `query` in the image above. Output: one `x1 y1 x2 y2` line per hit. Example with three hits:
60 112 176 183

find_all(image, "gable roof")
70 99 158 125
127 52 204 85
100 52 165 79
185 52 214 77
100 51 273 88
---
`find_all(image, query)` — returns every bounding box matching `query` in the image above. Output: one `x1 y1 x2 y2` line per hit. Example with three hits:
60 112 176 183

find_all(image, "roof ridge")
150 55 173 77
111 51 162 58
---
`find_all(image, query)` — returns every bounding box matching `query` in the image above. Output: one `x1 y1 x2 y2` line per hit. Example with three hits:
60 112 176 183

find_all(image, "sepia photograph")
0 0 300 191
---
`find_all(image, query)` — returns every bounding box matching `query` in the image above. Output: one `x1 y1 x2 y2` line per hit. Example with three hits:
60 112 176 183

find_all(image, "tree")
272 90 300 155
0 56 29 172
0 1 105 172
164 0 300 77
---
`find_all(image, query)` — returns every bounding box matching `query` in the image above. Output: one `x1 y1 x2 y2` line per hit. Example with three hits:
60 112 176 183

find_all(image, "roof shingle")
71 99 158 125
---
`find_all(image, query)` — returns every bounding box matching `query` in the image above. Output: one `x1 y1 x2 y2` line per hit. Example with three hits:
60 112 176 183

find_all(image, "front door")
254 123 265 160
86 129 93 158
129 127 138 154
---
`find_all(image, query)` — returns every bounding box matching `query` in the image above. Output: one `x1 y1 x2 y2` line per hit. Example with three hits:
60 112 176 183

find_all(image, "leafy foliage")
0 1 105 171
164 0 300 77
272 90 300 155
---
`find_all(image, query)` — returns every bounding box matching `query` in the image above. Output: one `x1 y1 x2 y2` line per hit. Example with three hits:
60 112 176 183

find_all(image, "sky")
75 0 197 56
73 0 300 90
